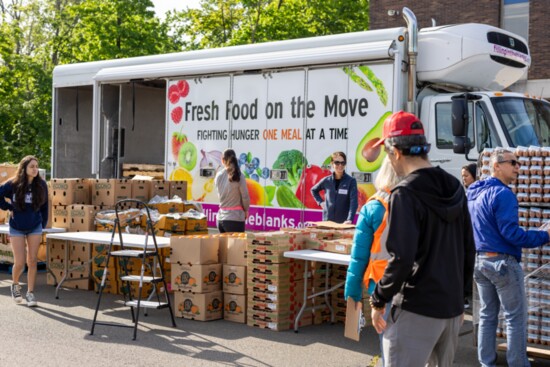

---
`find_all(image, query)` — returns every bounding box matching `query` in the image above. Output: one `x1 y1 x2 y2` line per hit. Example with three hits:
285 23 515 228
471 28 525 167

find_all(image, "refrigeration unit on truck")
52 7 549 231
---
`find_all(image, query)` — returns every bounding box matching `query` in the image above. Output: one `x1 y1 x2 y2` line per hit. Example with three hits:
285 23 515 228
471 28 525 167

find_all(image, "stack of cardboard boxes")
171 236 223 321
222 234 248 323
246 231 308 331
47 238 91 290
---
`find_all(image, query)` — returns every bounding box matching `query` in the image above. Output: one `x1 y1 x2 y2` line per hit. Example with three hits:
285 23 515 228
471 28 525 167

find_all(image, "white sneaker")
11 284 22 304
26 292 37 307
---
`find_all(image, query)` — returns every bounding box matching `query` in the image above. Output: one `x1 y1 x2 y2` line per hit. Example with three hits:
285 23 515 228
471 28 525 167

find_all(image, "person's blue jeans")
474 253 530 367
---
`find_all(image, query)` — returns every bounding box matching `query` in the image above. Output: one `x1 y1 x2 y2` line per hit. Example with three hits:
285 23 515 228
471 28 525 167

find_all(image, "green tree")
171 0 369 49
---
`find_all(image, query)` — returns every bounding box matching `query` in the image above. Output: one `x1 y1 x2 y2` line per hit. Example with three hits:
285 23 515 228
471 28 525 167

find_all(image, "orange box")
174 290 223 321
224 294 247 323
223 265 247 295
171 263 222 293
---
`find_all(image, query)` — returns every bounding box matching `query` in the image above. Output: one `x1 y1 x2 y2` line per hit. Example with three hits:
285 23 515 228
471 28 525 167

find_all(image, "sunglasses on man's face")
333 161 346 166
499 159 519 167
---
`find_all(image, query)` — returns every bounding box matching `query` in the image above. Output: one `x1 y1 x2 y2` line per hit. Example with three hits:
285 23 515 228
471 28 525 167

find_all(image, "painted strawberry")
177 80 190 98
168 84 180 104
171 132 188 161
171 106 183 124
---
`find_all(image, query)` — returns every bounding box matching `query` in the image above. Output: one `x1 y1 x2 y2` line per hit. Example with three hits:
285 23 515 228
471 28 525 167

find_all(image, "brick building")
370 0 550 98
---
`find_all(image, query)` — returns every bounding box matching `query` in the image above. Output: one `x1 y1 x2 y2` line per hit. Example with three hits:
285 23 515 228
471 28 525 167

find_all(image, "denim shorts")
9 224 43 237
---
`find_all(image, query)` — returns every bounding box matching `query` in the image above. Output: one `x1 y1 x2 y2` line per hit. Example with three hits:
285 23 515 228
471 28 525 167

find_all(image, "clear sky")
151 0 201 18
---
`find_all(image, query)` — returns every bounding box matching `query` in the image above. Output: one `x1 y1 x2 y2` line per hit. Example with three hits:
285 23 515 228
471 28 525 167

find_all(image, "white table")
284 249 351 332
0 224 67 235
46 231 170 298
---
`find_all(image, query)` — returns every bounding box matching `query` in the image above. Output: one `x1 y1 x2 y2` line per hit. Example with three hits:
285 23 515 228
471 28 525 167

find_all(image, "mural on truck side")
166 64 392 230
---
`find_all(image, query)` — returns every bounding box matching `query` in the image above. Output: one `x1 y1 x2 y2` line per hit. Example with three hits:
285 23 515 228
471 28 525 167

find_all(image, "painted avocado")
355 111 392 172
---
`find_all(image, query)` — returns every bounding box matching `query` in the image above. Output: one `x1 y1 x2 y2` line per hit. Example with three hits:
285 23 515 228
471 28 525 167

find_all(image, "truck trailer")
51 7 549 230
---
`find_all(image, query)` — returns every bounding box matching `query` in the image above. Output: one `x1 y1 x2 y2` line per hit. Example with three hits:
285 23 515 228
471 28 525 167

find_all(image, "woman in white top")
214 149 250 233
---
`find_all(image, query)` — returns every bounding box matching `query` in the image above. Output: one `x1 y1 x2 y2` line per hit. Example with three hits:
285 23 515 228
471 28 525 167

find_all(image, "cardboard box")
150 180 170 198
91 179 132 206
149 202 184 214
0 243 13 263
130 180 151 203
318 238 353 254
172 263 222 293
155 214 186 232
47 238 66 261
227 237 247 266
69 204 103 232
174 290 223 321
223 264 247 295
170 235 219 265
224 294 247 323
52 205 70 229
69 241 91 262
169 181 188 200
0 164 17 183
50 178 90 206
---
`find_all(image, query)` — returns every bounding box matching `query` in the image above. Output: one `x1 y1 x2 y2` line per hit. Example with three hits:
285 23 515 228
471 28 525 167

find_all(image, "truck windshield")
492 97 550 147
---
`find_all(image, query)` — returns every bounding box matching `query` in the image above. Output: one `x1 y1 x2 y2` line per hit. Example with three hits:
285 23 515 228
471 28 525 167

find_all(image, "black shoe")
464 298 470 309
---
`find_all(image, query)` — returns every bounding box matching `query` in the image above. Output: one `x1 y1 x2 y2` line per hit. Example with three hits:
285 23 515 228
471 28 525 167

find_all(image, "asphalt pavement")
0 271 548 367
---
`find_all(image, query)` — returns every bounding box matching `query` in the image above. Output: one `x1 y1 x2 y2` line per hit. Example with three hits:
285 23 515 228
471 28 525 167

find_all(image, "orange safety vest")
363 189 391 288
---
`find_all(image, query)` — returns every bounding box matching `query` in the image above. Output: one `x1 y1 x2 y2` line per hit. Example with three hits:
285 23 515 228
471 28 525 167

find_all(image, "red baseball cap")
372 111 425 148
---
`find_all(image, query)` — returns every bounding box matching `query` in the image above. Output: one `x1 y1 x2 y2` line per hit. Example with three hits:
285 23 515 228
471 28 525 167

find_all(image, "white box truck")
52 7 549 230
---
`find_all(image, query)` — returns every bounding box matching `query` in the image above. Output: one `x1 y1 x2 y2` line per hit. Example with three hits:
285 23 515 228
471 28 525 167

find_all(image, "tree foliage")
170 0 370 49
0 0 370 172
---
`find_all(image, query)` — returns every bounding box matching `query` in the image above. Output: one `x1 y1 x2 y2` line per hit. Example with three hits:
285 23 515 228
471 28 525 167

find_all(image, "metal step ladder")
90 199 176 340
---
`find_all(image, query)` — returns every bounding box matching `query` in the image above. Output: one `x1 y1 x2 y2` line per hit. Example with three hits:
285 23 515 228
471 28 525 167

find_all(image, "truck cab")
420 92 550 177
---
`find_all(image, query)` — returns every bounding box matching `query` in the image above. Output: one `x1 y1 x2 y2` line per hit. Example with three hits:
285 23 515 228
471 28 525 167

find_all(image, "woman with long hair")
345 157 402 364
0 156 48 307
214 149 250 233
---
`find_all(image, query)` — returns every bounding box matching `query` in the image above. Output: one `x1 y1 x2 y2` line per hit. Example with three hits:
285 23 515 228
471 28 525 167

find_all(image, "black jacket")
311 172 358 223
371 166 475 318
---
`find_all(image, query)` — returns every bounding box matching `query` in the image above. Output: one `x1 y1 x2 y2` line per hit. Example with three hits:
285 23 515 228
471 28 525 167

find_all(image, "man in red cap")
368 111 475 366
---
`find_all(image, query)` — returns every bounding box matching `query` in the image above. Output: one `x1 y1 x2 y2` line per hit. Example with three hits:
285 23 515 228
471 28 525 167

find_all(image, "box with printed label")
130 180 151 203
168 181 188 200
91 179 132 206
247 231 305 252
223 264 246 295
155 214 186 232
224 294 247 323
318 238 353 254
52 205 70 229
174 290 223 321
170 235 219 265
50 178 90 206
0 243 13 263
172 263 221 293
149 202 184 214
69 204 103 232
150 180 170 198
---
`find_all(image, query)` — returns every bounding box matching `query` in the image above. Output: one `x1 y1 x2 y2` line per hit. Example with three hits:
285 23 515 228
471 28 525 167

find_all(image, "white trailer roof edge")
93 41 397 83
53 27 406 88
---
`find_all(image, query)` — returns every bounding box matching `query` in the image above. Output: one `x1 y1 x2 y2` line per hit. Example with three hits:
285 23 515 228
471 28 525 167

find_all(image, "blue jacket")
0 179 49 231
311 172 358 223
344 199 385 302
467 177 549 261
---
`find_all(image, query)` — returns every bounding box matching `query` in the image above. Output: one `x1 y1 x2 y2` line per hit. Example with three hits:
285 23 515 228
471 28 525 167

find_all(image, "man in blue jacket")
468 148 550 367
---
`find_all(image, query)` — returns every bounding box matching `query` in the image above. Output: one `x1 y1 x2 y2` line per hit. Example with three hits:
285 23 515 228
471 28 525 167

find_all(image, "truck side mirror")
453 136 473 154
451 96 472 155
452 99 467 136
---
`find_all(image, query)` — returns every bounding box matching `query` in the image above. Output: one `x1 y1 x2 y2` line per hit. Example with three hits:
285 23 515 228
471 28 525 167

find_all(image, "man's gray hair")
489 148 513 175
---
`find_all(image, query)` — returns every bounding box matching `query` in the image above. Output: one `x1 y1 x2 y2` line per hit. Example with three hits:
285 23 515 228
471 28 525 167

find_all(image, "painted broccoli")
272 149 308 188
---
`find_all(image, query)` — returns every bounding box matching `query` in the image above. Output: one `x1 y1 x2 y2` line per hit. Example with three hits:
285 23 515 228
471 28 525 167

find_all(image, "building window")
502 0 529 42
